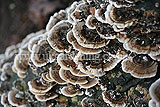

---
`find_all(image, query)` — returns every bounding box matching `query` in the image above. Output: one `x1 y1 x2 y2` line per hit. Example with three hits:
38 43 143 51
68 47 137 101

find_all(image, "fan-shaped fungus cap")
67 1 83 24
46 10 67 31
67 31 102 54
102 90 126 107
70 69 88 77
86 15 97 29
71 3 92 22
149 78 160 106
35 89 58 101
47 20 72 53
13 48 30 78
1 72 8 81
122 54 158 78
13 54 28 74
1 63 12 81
82 0 87 3
1 93 11 107
74 52 121 77
79 78 98 88
8 89 28 107
60 84 83 97
57 52 77 71
28 78 53 95
72 21 109 49
2 63 12 72
41 72 54 83
74 52 93 76
57 52 87 75
17 71 27 79
104 4 137 31
123 32 160 56
95 6 107 23
57 51 88 76
49 64 66 85
31 39 54 67
86 15 117 39
59 68 88 85
28 32 46 52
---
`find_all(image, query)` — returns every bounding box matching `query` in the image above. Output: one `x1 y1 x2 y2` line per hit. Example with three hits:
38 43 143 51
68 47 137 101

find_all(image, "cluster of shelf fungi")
0 0 160 106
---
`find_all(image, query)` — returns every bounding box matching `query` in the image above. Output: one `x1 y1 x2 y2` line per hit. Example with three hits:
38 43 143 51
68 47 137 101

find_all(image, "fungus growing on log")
1 0 160 106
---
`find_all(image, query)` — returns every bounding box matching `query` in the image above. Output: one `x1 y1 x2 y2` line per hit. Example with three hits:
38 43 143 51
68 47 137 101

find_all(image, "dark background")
0 0 76 53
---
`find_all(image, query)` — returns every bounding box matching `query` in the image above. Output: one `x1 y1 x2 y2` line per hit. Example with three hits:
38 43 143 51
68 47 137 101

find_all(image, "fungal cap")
61 85 83 97
79 78 98 89
30 39 51 67
46 10 67 31
67 31 101 54
8 89 28 107
59 68 88 85
85 15 97 29
102 91 126 107
49 66 67 85
35 91 58 101
28 79 53 94
28 33 45 52
41 73 53 82
70 69 88 77
13 50 29 77
17 71 27 78
1 93 9 106
47 20 72 53
72 21 108 49
121 55 158 78
57 53 76 71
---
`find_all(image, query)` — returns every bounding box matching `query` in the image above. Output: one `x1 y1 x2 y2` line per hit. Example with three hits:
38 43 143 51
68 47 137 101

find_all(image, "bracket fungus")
102 90 126 107
60 84 83 97
35 88 58 102
59 68 88 85
28 78 54 95
72 21 109 49
48 65 67 85
123 32 160 56
13 47 30 78
67 31 102 54
47 21 72 53
1 93 11 107
122 54 158 78
0 63 13 81
30 38 57 67
8 89 28 107
46 10 67 32
74 52 122 77
1 0 160 106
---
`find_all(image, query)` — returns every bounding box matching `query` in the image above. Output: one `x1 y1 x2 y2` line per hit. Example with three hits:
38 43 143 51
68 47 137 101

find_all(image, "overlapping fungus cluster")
0 0 160 107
